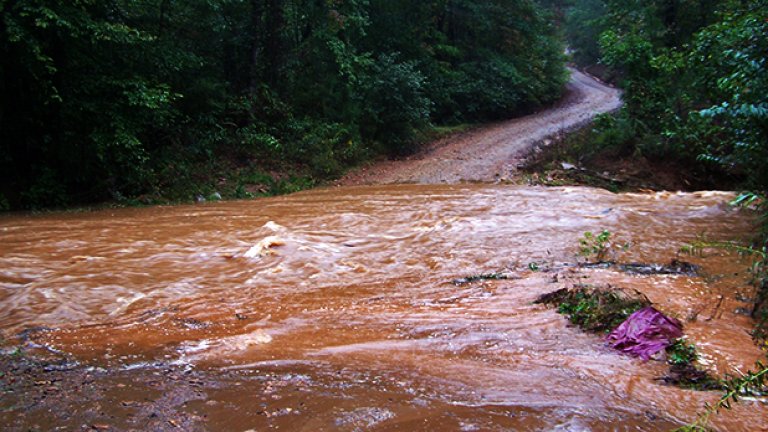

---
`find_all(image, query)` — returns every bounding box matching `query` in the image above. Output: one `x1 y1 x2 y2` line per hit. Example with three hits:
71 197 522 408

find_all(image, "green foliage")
579 230 613 262
564 0 607 66
0 0 567 209
666 339 698 366
357 53 431 155
20 167 68 209
0 193 9 212
563 0 768 194
284 119 364 178
662 339 722 390
692 8 768 190
536 287 651 333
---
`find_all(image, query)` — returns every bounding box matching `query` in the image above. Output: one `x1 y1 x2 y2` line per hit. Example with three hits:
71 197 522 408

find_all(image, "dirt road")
339 68 621 185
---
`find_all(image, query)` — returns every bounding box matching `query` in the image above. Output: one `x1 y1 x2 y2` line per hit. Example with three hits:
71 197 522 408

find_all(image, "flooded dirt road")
1 185 766 431
339 68 621 186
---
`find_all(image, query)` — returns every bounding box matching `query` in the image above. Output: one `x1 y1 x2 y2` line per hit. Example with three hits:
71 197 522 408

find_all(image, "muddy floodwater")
1 184 766 431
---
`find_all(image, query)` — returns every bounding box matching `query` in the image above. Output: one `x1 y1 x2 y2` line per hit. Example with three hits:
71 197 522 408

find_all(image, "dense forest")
1 0 766 223
0 0 566 209
559 0 766 200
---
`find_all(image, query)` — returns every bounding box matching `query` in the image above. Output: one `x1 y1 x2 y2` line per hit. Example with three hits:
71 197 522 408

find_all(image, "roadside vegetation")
541 0 766 211
0 0 566 210
531 0 766 193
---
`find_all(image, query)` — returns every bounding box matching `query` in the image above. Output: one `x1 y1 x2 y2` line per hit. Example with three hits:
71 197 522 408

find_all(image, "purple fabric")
606 306 683 360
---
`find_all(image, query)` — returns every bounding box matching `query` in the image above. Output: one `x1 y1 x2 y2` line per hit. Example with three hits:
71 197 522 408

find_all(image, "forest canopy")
0 0 567 209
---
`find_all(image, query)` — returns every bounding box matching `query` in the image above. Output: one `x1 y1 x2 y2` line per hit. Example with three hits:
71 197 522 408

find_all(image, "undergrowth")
675 201 768 429
663 339 722 390
667 339 698 366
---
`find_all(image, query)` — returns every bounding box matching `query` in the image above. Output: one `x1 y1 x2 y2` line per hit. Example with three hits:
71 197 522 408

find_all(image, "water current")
1 184 765 430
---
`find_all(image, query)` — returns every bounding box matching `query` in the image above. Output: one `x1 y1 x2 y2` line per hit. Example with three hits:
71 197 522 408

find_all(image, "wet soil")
518 119 741 193
0 353 688 432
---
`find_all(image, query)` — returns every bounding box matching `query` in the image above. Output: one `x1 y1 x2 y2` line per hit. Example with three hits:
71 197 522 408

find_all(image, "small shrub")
357 53 431 156
237 127 281 156
21 167 69 210
667 339 698 366
286 119 364 179
579 230 612 262
674 362 768 431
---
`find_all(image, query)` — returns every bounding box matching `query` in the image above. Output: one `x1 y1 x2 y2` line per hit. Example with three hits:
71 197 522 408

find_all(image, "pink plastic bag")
606 306 683 360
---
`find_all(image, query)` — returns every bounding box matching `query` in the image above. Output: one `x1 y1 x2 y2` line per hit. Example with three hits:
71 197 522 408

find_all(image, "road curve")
338 68 622 185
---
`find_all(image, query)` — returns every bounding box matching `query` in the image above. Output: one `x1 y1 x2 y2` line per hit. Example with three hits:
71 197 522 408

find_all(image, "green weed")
666 339 698 366
579 230 613 262
536 287 650 333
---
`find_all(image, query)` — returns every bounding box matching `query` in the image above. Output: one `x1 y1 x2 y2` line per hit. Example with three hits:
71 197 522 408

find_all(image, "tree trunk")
264 0 284 88
249 0 264 94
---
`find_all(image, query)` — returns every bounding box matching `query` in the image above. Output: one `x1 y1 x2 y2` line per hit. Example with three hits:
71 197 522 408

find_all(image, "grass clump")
535 287 650 333
667 339 698 366
579 230 613 262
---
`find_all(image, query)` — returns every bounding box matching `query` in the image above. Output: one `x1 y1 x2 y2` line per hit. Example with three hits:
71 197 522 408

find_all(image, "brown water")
1 184 766 431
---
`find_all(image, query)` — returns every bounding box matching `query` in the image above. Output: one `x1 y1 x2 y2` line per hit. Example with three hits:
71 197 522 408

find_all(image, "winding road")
339 68 621 185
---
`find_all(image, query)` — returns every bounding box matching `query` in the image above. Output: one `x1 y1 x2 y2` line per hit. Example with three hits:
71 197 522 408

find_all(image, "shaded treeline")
0 0 566 209
557 0 767 196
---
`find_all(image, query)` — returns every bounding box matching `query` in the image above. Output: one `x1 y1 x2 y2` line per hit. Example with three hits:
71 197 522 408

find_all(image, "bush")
286 119 364 179
453 57 526 120
357 53 431 155
21 167 69 210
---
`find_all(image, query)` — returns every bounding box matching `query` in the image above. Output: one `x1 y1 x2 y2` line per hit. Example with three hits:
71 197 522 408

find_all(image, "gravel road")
338 68 621 185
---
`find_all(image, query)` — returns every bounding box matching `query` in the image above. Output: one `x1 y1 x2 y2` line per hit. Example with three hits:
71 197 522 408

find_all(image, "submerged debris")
618 260 700 276
452 273 509 286
577 259 700 276
172 317 211 330
660 340 721 389
660 363 722 390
